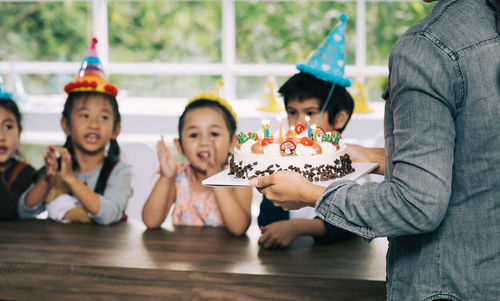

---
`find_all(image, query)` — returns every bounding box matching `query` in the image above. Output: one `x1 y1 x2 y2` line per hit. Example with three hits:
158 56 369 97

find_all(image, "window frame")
0 0 390 101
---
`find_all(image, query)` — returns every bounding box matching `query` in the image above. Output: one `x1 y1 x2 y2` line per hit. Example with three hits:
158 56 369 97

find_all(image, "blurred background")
0 0 434 221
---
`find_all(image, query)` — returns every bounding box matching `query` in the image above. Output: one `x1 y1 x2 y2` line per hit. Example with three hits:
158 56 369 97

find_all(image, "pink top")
172 164 225 227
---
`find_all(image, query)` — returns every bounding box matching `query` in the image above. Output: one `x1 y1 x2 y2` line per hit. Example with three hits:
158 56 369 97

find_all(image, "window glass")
19 73 73 95
108 1 221 63
236 75 288 101
0 1 91 61
109 74 221 98
235 1 356 64
366 1 435 65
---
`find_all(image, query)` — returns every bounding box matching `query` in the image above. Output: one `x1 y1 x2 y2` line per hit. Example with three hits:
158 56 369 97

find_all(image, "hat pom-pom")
104 84 118 97
340 13 347 23
91 37 98 49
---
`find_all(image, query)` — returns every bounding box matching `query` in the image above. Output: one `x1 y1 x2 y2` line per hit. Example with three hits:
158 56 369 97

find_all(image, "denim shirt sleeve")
89 161 133 225
316 33 460 240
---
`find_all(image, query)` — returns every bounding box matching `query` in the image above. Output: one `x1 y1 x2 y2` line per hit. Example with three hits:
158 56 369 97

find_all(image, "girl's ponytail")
94 138 120 195
94 91 121 195
62 135 79 170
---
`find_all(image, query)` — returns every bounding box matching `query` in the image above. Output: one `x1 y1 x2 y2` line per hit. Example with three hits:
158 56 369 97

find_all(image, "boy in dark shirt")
258 72 355 248
0 85 36 220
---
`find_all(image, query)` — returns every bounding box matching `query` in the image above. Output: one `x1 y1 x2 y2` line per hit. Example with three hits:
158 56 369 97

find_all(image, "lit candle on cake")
311 124 317 142
305 116 311 139
277 115 283 142
262 120 270 138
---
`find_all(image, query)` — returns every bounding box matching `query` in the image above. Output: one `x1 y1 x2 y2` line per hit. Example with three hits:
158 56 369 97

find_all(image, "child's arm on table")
24 145 58 208
259 218 327 248
213 186 252 236
316 218 356 243
142 138 177 229
208 141 252 236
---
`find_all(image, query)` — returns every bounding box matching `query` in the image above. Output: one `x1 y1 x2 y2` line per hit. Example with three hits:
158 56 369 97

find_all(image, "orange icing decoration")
261 137 273 146
299 137 313 146
295 124 306 134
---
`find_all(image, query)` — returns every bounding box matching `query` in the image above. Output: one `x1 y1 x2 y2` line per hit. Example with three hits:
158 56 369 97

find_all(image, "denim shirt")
315 0 500 300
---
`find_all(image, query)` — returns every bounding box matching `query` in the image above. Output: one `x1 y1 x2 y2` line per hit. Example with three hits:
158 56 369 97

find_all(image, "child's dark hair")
279 72 354 133
177 98 237 142
62 91 121 194
0 98 23 161
0 98 22 133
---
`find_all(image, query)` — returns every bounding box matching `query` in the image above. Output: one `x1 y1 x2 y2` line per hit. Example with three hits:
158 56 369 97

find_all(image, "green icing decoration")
321 132 331 142
238 132 258 144
237 132 248 144
332 132 341 145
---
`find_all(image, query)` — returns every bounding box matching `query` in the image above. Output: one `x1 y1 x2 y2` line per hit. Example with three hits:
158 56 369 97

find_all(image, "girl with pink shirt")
142 84 252 236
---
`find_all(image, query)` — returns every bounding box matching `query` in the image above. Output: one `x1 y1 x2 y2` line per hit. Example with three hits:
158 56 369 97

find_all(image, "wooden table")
0 220 387 300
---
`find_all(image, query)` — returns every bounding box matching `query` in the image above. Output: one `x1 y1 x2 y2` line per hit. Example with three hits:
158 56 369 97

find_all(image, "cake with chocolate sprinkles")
229 123 354 182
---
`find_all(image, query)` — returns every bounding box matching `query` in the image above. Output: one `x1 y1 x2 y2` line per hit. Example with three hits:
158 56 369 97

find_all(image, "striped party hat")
64 38 118 97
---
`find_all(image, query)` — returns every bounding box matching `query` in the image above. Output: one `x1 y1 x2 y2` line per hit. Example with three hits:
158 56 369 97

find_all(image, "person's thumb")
249 175 272 188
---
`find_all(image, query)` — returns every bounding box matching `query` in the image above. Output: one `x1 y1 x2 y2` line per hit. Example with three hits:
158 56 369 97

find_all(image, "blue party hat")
0 74 13 100
297 13 351 87
10 63 29 103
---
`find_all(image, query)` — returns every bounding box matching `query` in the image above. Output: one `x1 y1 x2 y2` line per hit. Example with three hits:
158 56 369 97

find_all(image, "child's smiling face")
0 106 20 168
61 96 120 157
176 106 235 175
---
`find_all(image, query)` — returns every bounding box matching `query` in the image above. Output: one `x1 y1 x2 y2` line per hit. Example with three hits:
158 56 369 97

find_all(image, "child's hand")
206 139 223 177
57 147 77 185
157 136 177 180
258 220 299 249
42 145 58 185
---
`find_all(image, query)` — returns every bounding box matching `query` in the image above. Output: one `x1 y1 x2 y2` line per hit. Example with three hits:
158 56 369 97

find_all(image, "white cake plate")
202 162 379 187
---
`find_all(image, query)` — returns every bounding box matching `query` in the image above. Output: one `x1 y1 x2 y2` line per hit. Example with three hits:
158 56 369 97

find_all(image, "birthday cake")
229 123 354 182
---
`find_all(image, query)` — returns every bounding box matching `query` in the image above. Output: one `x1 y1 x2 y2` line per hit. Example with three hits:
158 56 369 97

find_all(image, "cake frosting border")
229 144 354 182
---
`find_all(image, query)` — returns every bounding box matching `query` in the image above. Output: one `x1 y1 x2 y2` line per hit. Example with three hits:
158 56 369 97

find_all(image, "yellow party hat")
256 74 284 113
350 77 373 113
188 79 238 127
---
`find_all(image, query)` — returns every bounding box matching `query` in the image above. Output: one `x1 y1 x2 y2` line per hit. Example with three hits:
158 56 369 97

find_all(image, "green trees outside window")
0 0 434 100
